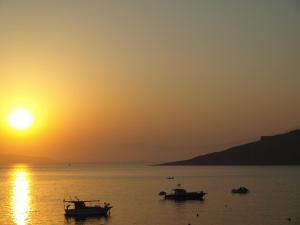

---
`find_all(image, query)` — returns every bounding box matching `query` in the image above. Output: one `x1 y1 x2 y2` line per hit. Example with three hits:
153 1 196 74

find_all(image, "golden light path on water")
11 166 31 225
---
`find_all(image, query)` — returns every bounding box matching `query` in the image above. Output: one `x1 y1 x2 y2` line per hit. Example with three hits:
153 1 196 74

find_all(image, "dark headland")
159 129 300 166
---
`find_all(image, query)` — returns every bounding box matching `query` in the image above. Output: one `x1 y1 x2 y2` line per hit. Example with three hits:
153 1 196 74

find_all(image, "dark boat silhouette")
63 198 112 217
231 186 249 194
159 185 206 200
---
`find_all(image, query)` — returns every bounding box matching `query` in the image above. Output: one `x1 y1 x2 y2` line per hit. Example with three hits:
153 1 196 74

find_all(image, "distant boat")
167 176 174 179
159 185 206 200
63 198 112 217
231 186 249 194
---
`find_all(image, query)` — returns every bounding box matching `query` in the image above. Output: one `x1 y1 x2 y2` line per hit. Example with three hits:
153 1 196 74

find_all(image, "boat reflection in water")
11 166 31 225
65 215 110 225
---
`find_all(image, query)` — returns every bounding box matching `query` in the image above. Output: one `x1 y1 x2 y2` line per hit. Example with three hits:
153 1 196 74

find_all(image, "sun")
8 108 34 130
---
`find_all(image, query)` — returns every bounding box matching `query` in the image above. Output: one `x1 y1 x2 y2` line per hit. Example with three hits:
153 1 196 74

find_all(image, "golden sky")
0 0 300 162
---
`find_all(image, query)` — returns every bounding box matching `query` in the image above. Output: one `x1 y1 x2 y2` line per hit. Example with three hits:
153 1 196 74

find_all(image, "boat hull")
231 187 249 194
164 192 206 200
232 189 249 194
65 206 112 217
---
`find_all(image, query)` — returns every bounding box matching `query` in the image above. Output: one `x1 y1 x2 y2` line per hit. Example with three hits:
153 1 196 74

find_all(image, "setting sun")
8 108 34 130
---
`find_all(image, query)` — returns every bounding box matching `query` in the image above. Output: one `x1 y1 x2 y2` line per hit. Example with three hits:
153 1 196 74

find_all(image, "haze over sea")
0 163 299 225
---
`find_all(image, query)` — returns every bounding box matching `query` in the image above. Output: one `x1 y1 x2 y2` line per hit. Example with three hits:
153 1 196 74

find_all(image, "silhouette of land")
0 153 55 164
159 129 300 165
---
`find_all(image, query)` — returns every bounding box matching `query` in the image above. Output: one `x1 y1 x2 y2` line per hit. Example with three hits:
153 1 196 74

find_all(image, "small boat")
167 176 174 179
159 185 206 200
63 198 112 217
231 186 249 194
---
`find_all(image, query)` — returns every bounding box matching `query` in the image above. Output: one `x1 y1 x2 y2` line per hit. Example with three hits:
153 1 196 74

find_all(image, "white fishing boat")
159 184 206 201
63 198 112 217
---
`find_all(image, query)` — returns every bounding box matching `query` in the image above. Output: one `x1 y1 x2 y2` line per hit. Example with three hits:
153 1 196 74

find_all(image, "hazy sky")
0 0 300 162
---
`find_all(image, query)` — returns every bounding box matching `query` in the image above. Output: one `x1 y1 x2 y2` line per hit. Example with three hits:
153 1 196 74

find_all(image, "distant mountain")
159 129 300 165
0 153 55 164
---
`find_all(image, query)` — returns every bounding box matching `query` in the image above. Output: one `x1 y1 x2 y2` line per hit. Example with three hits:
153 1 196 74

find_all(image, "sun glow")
11 167 31 225
8 108 34 130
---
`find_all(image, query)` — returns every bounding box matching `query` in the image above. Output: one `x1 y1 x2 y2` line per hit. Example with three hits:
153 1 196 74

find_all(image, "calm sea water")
0 163 299 225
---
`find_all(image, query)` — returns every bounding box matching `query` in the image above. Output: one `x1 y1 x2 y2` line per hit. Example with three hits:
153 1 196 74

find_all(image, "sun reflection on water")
11 166 31 225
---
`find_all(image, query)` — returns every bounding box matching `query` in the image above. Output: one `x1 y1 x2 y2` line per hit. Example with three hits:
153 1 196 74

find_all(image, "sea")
0 163 299 225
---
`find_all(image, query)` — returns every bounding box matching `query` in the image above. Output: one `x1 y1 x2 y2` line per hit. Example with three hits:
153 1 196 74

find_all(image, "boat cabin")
73 201 86 209
64 200 101 210
173 188 187 195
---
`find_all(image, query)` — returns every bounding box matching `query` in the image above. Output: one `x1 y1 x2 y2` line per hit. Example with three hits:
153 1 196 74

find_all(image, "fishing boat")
159 185 206 200
63 198 112 217
231 186 249 194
